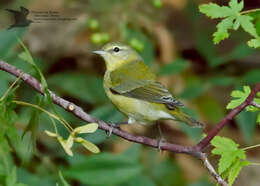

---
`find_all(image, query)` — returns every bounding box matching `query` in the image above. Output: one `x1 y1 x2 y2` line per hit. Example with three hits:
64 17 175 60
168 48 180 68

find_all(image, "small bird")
94 42 203 135
6 6 32 29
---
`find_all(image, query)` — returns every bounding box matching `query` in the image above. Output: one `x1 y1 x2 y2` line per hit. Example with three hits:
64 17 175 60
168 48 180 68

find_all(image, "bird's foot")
106 122 127 137
157 138 166 152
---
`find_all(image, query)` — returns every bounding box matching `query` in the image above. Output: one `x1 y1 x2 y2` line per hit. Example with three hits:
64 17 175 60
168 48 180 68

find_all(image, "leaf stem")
241 8 260 15
0 74 22 102
242 144 260 150
13 100 71 132
251 101 260 110
250 162 260 166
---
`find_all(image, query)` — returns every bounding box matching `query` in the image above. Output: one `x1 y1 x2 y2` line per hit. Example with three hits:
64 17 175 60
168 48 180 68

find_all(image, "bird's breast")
103 72 174 123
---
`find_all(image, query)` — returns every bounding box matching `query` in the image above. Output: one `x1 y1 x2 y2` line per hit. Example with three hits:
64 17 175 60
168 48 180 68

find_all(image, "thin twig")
241 8 260 15
251 101 260 110
201 153 228 186
242 144 260 151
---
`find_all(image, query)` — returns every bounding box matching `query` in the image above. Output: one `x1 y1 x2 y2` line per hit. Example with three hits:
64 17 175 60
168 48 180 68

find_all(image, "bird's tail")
170 109 204 128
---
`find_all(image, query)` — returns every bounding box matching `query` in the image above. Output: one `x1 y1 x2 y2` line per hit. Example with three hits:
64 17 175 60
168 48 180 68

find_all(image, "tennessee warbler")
93 42 204 129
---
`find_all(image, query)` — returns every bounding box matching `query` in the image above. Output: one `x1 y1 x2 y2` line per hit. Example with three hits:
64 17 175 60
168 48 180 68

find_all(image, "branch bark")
1 60 260 185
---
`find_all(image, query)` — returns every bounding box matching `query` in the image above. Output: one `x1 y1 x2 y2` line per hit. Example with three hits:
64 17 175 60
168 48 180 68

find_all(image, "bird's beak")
93 50 106 55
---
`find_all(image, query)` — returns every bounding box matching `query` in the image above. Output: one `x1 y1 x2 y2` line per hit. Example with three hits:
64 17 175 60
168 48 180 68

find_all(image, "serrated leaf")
229 0 243 13
199 3 233 18
246 97 260 112
226 98 244 109
228 160 250 185
211 136 248 185
218 152 237 174
226 86 251 109
243 85 251 94
248 38 260 48
237 15 258 38
231 90 245 98
211 136 239 152
213 17 234 44
233 18 240 30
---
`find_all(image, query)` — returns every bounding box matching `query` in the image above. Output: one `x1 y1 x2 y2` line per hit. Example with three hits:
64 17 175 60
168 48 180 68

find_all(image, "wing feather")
109 61 183 108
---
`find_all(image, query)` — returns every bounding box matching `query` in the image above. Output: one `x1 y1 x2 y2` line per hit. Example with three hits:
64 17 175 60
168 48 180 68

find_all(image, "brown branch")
3 60 260 185
251 101 260 110
195 83 260 151
0 61 200 157
201 153 228 186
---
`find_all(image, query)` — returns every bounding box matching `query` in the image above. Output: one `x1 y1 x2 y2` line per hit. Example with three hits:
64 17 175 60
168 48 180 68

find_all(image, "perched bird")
6 6 32 29
94 42 203 134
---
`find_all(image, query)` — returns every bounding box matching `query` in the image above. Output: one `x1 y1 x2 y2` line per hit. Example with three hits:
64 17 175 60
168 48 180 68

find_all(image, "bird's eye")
113 47 120 52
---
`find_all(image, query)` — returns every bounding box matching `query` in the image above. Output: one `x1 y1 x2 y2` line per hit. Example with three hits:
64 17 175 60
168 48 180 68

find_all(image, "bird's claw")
106 123 118 137
157 138 166 151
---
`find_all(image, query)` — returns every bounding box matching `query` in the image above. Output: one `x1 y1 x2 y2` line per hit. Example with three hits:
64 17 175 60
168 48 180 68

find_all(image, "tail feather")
171 110 204 128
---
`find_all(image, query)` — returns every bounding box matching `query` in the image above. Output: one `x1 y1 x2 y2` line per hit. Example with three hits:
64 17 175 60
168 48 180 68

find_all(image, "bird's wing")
110 61 183 108
110 60 156 93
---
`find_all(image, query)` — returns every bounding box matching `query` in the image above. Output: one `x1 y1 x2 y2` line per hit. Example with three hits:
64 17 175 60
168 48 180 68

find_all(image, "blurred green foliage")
0 0 260 185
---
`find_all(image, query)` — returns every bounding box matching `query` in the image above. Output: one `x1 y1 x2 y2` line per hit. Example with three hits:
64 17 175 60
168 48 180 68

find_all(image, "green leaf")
159 58 189 75
248 38 260 48
17 39 48 91
237 15 258 38
48 72 107 104
213 17 234 44
226 86 251 109
228 160 250 185
211 136 239 152
0 29 26 59
199 3 233 18
211 136 249 184
63 153 142 185
229 0 243 13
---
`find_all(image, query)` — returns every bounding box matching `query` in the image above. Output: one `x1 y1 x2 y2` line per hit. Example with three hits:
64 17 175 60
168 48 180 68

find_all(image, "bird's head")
93 42 141 71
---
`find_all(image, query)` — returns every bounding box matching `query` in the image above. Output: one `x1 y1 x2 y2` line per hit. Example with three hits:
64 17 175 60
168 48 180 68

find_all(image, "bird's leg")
157 123 166 151
106 121 129 137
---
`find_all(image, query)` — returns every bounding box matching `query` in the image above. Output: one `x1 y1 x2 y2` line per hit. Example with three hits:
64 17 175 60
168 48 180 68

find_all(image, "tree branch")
195 83 260 151
2 60 260 186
